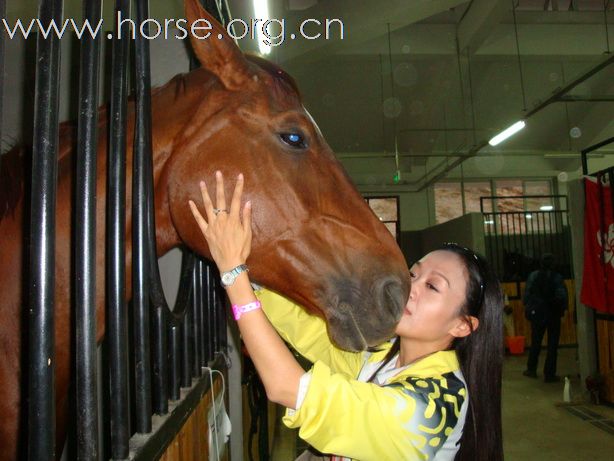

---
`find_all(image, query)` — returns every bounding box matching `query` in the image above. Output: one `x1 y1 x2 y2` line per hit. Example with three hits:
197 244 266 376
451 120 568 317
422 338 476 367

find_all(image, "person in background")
523 253 568 382
189 172 504 461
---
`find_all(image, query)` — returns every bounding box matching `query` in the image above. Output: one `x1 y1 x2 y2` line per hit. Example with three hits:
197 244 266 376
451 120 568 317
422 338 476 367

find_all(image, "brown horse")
0 0 409 458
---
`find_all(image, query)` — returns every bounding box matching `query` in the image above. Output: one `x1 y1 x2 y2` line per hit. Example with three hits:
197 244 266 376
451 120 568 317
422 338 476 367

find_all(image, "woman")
189 172 504 461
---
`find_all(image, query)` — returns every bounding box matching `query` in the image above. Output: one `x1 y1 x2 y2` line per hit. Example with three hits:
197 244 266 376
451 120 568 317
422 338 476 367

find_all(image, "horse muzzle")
324 275 409 352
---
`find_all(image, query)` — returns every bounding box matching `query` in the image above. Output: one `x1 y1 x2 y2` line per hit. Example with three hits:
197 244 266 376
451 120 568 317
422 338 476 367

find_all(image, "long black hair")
444 243 504 461
367 243 504 460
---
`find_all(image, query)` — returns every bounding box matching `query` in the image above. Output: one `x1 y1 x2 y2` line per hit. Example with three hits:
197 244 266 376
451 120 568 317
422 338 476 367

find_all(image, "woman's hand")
189 171 252 272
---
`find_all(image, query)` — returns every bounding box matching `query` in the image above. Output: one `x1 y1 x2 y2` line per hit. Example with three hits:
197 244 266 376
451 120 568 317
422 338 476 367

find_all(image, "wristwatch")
220 264 249 288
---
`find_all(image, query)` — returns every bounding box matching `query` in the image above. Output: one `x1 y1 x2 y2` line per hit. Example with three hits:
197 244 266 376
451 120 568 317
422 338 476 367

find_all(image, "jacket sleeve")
523 271 537 306
255 288 363 377
554 274 569 314
283 361 467 461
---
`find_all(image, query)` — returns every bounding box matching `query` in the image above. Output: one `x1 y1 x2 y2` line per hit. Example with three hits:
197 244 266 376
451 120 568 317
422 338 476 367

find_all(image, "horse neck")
143 70 211 254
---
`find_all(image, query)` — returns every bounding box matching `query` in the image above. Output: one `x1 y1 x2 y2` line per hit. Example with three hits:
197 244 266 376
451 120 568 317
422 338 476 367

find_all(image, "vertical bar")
133 0 153 433
181 303 194 387
204 265 214 362
492 213 500 279
28 0 62 458
217 282 227 352
212 281 220 353
203 261 209 367
192 261 202 377
511 212 518 278
517 211 527 275
529 208 537 269
152 306 168 414
0 0 5 169
107 0 131 455
169 324 181 400
75 0 102 457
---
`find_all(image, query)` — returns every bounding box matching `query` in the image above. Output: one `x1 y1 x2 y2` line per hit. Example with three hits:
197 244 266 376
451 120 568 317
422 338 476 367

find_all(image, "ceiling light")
484 220 494 225
526 214 532 219
488 121 526 146
540 205 554 211
253 0 271 55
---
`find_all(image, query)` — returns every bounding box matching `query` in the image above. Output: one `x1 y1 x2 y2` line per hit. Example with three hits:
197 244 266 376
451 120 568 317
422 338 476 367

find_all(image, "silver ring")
213 208 228 215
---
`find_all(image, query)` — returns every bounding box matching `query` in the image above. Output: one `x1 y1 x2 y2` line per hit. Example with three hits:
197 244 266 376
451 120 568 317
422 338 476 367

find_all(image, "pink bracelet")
232 300 262 320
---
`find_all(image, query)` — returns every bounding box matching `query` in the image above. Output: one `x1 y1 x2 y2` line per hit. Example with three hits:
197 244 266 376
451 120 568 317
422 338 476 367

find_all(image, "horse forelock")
245 54 302 103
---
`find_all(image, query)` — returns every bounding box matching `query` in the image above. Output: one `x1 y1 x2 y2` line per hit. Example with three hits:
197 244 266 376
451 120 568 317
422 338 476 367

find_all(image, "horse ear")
184 0 251 90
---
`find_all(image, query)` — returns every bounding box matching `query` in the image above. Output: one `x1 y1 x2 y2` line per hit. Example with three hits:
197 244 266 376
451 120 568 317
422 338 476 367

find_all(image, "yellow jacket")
256 288 469 461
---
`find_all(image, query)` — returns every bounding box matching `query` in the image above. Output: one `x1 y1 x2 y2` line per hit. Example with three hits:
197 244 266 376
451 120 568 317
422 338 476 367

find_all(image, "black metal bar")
217 280 228 353
203 264 214 363
74 0 102 457
212 276 220 355
152 306 168 415
106 0 131 456
198 261 209 367
168 248 195 400
28 0 62 458
548 211 555 256
492 213 500 279
181 305 194 387
169 324 181 400
525 54 614 118
192 261 202 377
133 0 153 434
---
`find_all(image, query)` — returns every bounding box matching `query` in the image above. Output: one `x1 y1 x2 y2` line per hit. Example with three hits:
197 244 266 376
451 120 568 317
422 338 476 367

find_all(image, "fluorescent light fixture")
253 0 271 55
540 205 554 211
488 120 526 146
525 214 532 219
484 220 494 225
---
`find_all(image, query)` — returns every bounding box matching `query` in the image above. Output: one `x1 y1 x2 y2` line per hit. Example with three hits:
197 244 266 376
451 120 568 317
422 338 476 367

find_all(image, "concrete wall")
400 212 486 264
568 178 598 385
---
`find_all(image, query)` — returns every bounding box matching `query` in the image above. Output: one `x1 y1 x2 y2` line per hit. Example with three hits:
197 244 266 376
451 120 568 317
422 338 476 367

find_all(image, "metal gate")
481 194 573 282
25 0 231 459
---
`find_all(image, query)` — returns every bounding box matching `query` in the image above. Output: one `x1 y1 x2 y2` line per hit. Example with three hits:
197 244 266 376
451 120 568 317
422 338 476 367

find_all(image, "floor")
270 347 614 460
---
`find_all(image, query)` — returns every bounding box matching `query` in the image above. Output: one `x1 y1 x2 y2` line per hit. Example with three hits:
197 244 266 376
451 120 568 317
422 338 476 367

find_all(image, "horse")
0 0 410 458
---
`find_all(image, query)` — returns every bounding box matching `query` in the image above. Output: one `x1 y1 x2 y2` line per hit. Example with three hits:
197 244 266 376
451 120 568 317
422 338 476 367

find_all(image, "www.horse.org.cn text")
1 12 345 46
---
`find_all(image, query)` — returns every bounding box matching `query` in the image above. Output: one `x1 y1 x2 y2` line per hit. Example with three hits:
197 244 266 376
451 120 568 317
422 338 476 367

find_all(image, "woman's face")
395 250 470 342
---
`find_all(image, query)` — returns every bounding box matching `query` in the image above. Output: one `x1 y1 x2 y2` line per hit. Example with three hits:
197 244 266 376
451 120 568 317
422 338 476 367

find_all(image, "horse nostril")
373 277 404 319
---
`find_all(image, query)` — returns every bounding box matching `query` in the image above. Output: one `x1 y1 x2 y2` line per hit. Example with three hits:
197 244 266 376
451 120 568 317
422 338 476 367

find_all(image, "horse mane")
0 123 76 221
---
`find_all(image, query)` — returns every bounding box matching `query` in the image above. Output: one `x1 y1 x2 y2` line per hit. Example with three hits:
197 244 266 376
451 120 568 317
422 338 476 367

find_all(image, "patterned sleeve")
283 361 467 461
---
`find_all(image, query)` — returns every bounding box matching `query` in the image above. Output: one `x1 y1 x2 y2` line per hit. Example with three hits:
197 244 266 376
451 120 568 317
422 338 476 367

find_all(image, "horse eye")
279 132 307 149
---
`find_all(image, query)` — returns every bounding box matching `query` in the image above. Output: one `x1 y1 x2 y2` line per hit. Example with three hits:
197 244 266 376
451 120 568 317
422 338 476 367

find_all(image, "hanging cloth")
580 175 614 313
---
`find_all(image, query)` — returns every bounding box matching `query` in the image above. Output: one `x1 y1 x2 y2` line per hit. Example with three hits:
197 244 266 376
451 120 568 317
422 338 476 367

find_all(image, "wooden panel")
501 280 577 347
161 377 224 461
596 318 614 403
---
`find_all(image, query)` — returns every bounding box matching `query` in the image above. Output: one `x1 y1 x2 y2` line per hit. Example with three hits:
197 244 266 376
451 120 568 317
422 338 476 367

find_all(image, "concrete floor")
271 347 614 460
503 347 614 461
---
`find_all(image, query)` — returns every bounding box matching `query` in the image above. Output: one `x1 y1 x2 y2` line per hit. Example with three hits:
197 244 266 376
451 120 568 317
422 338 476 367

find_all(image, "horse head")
162 0 410 351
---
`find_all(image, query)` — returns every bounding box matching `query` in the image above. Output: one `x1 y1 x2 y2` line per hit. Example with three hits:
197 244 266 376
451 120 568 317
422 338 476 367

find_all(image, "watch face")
221 272 235 286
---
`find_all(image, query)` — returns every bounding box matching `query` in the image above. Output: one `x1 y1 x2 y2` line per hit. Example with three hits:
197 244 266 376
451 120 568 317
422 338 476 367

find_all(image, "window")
434 183 463 224
366 197 399 240
495 180 524 212
464 182 492 213
434 179 553 226
525 180 552 211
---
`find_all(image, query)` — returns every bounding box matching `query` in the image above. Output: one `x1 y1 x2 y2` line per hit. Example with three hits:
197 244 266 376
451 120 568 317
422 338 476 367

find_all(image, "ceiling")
229 0 614 187
5 0 613 188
